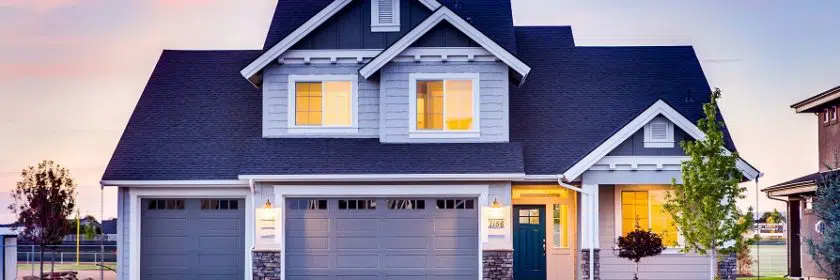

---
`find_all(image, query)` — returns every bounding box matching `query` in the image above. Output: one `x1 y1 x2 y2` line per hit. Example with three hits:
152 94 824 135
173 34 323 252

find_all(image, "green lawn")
17 262 116 271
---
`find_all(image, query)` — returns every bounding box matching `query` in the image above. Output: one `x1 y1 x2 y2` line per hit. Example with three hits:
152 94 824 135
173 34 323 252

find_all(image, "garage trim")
273 184 490 280
128 187 254 280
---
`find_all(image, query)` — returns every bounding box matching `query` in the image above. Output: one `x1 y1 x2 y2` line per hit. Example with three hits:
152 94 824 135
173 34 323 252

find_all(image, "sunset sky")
1 0 839 222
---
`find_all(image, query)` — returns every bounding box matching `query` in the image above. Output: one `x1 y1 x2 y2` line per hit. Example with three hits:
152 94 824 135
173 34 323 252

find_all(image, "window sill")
409 131 480 139
643 141 675 148
371 24 400 32
287 127 359 134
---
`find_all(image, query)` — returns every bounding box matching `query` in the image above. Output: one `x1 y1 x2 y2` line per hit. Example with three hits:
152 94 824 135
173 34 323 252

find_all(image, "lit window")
804 197 813 211
518 209 540 224
553 204 569 248
294 81 352 126
411 73 479 135
620 190 679 247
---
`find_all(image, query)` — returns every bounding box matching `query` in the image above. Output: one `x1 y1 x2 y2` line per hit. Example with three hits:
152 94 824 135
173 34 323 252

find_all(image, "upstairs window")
371 0 400 32
832 106 838 122
824 108 830 124
288 75 358 133
409 73 480 138
644 118 674 148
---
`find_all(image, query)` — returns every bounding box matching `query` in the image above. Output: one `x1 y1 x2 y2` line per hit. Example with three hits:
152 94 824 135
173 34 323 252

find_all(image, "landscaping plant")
663 89 754 280
805 170 840 278
8 160 77 279
617 222 666 280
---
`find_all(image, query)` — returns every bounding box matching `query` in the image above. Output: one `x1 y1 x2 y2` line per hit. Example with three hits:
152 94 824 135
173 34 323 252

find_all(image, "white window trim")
408 73 481 139
832 106 838 121
371 0 400 32
643 118 675 148
287 74 359 134
614 187 685 254
824 109 831 123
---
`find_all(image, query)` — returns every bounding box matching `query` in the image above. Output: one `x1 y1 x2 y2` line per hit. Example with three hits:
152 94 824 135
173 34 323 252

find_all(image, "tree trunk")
710 248 718 280
634 261 640 280
50 247 55 275
39 246 44 279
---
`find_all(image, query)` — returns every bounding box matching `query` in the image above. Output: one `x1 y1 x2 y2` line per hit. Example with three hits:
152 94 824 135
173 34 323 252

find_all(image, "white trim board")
240 173 525 182
359 7 530 82
560 100 761 182
127 187 254 280
241 0 443 85
101 180 247 187
273 184 489 280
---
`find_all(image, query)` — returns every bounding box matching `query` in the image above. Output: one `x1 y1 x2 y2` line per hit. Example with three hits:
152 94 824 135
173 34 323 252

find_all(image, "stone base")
483 249 513 280
253 250 282 280
580 249 601 280
718 252 737 280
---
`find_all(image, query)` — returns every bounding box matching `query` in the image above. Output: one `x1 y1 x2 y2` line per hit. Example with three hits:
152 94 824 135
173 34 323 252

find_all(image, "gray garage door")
141 198 245 280
285 198 479 280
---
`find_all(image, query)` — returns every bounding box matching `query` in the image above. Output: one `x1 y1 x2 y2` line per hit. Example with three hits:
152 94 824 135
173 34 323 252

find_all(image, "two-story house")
763 85 840 280
101 1 761 279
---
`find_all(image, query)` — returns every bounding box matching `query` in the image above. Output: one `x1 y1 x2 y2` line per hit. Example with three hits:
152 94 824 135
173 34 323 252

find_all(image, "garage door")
285 198 479 280
141 198 245 280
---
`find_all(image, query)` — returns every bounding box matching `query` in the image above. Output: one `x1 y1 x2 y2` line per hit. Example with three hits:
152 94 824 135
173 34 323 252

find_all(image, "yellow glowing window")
553 204 569 248
416 79 474 131
295 81 352 126
621 190 679 247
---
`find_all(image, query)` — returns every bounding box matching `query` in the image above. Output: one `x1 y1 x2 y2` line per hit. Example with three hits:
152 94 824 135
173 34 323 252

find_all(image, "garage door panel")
198 236 242 250
286 197 479 279
199 254 241 267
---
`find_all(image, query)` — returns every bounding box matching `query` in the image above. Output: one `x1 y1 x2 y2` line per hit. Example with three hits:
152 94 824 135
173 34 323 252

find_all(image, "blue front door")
513 205 547 280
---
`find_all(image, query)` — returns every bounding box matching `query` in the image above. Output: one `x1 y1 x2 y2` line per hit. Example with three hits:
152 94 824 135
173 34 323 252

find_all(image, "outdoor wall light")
261 199 276 221
488 197 505 220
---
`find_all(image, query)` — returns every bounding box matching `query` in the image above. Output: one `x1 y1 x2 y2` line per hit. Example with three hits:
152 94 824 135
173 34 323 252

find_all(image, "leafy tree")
8 161 76 278
731 210 758 276
663 89 753 280
759 209 784 224
805 171 840 278
617 222 666 280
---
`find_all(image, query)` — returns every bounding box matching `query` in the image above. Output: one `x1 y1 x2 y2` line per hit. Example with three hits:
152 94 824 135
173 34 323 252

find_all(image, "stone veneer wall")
253 250 282 280
580 249 601 280
718 252 737 280
483 249 513 280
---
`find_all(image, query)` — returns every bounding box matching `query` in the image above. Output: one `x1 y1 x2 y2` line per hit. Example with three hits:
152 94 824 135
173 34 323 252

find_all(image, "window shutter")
649 121 668 140
377 0 395 25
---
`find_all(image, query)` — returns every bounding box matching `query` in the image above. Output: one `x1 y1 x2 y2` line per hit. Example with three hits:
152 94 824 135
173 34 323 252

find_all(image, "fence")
12 244 117 280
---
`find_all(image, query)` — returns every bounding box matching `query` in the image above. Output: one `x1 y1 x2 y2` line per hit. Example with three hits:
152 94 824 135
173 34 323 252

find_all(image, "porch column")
580 184 600 280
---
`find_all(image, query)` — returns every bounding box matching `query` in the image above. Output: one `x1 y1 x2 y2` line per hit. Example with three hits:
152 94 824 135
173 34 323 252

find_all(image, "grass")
17 262 116 272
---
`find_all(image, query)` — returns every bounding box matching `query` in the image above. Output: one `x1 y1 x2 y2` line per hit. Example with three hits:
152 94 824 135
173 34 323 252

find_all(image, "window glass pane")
295 82 322 125
650 191 678 246
416 81 444 130
444 80 473 130
529 217 539 224
519 217 529 224
621 191 649 235
230 200 238 210
323 81 352 126
553 204 569 248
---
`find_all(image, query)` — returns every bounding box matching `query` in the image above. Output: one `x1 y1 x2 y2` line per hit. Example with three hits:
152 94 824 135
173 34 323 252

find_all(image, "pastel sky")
1 0 838 222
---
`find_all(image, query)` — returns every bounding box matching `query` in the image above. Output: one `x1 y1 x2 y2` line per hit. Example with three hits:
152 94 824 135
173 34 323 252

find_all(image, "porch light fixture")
261 199 276 221
488 197 505 220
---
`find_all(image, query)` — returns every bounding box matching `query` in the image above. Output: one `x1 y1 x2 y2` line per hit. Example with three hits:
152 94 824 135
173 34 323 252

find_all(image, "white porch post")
580 184 599 249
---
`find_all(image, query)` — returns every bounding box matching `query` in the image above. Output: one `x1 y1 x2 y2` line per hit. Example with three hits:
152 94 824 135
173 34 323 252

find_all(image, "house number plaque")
488 219 505 229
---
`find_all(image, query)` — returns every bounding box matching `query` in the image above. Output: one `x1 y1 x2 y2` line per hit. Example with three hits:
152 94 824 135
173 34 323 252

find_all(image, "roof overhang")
240 0 442 86
560 100 761 182
762 181 817 196
791 85 840 113
359 6 531 85
239 173 525 182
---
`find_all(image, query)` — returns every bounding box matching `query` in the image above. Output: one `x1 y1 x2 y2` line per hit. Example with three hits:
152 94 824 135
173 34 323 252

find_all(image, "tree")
617 222 666 280
759 209 783 224
8 161 76 278
805 171 840 278
731 210 758 276
663 89 753 280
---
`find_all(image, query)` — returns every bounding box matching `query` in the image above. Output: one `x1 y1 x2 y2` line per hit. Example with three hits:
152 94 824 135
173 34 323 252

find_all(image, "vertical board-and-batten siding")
608 117 689 156
118 187 130 280
380 61 510 143
598 186 711 280
262 64 379 138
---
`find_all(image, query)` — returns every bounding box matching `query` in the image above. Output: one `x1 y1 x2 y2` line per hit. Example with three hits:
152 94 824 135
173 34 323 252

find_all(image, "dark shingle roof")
240 139 523 175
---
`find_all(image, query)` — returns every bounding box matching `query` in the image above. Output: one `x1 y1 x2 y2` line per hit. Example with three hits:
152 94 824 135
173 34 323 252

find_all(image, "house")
763 85 840 280
100 0 761 279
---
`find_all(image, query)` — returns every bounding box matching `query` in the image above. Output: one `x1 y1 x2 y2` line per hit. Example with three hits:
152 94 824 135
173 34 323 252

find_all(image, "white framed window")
644 118 674 148
287 75 358 134
615 188 682 249
832 106 837 121
371 0 400 32
409 73 480 138
824 109 830 124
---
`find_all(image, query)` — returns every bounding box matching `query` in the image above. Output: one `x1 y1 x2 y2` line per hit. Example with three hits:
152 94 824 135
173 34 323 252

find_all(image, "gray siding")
608 118 689 156
262 64 379 138
598 186 711 280
379 61 510 143
118 187 130 280
291 0 475 50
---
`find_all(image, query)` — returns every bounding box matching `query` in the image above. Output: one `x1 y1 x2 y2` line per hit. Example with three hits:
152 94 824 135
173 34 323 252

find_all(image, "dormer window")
371 0 400 32
644 118 674 148
409 73 480 138
287 75 358 134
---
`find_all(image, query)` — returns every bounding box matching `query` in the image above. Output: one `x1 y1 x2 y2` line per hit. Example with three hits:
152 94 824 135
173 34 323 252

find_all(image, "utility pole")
76 209 80 266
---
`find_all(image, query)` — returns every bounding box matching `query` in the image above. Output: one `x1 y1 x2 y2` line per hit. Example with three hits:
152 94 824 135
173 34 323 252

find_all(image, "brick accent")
580 249 601 280
483 249 513 280
253 250 282 280
718 252 737 280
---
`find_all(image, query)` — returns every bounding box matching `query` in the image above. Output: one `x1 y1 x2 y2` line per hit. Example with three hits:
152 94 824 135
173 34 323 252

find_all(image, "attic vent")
644 118 674 148
372 0 400 32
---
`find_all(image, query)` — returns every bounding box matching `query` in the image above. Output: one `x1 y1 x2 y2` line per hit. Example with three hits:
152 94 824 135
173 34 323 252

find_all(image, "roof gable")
560 100 760 181
359 6 530 83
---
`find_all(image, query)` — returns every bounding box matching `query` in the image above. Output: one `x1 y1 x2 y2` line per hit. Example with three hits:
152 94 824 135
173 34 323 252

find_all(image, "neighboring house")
763 85 840 280
101 1 760 280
